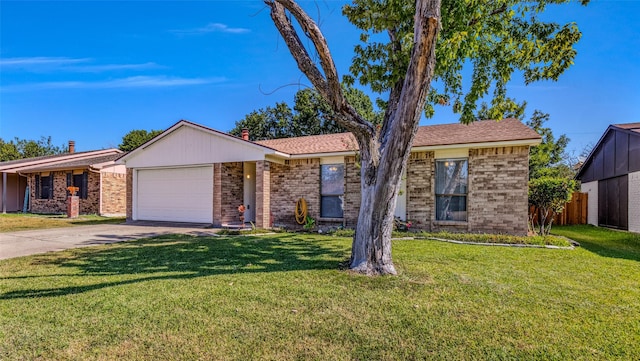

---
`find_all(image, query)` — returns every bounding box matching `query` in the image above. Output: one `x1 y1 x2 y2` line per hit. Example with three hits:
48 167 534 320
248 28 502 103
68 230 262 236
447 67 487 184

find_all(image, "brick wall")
28 171 100 214
213 164 222 226
344 157 361 227
270 159 320 228
220 162 244 224
406 151 434 231
628 171 640 233
256 161 271 228
467 146 529 235
126 169 133 220
100 172 126 216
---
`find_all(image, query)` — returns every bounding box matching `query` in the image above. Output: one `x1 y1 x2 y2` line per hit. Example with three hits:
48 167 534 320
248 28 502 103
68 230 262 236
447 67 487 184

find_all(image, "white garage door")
136 166 213 223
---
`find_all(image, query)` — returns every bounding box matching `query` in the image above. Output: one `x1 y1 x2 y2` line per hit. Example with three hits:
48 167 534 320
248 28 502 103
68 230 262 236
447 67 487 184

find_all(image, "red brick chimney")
241 128 249 141
68 140 75 153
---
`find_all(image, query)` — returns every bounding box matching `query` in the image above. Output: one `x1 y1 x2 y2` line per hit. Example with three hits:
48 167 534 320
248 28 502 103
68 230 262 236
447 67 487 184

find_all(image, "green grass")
0 213 125 232
1 226 638 360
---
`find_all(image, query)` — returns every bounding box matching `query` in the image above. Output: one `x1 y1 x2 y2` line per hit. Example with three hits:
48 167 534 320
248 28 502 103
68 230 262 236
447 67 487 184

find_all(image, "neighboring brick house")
0 144 126 216
576 123 640 233
119 119 541 235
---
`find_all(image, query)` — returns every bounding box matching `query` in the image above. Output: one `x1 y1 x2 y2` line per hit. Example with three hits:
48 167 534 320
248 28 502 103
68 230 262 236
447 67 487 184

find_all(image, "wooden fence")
529 192 588 226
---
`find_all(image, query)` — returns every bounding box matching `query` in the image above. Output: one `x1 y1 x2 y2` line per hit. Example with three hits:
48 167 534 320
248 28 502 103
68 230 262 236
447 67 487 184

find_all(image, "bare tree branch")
265 0 375 140
383 0 441 163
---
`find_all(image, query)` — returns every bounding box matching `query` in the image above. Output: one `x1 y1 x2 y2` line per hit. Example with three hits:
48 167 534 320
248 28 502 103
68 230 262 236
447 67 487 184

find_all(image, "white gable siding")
124 126 272 168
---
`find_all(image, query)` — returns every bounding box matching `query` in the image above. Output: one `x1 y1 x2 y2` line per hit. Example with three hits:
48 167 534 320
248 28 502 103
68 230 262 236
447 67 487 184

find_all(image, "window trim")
36 173 53 200
320 163 345 219
67 171 89 199
435 158 468 222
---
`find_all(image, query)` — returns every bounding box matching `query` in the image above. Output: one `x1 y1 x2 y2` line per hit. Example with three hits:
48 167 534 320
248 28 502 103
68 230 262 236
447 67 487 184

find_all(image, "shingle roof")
256 118 540 155
613 122 640 134
0 149 122 173
19 153 124 172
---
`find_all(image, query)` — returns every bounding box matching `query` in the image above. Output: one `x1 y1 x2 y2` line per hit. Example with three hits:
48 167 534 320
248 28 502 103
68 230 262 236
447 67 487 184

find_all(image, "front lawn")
0 213 125 232
1 225 638 360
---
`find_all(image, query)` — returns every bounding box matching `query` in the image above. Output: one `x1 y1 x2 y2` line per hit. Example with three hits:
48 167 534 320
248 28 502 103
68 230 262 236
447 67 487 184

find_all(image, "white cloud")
0 57 163 73
171 22 250 35
0 57 91 67
1 76 226 91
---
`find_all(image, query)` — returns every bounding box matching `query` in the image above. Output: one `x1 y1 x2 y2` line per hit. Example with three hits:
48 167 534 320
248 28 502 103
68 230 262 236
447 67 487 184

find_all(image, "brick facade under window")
265 146 529 235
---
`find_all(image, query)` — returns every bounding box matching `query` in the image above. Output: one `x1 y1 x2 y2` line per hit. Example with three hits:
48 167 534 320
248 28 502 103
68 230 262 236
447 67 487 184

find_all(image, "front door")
243 162 257 223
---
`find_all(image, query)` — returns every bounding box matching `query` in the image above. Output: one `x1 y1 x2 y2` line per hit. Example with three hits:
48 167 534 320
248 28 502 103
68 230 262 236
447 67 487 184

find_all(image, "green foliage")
527 110 570 179
0 136 65 161
303 215 316 231
118 129 163 152
528 177 576 235
343 0 588 123
230 85 381 140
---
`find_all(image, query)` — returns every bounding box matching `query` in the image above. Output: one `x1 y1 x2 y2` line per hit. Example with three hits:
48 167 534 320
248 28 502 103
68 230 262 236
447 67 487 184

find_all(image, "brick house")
576 123 640 232
119 119 540 235
0 144 126 216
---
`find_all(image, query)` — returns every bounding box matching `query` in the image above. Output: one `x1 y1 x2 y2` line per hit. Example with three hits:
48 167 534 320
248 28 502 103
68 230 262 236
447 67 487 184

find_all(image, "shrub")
528 177 576 235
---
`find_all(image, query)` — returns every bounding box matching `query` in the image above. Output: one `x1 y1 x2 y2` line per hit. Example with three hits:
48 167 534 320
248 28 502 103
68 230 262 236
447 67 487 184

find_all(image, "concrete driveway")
0 222 219 260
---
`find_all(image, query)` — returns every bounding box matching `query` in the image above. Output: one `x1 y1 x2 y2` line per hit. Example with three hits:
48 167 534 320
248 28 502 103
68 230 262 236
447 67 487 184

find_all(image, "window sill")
318 217 344 222
433 220 468 226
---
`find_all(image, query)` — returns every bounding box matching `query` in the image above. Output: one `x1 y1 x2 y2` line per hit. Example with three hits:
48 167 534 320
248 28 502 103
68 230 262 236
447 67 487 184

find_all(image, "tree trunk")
350 161 404 275
266 0 441 275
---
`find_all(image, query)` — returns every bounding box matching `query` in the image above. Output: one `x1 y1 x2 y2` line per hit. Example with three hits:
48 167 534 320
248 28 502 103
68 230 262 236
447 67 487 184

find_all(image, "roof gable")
576 123 640 181
120 120 278 168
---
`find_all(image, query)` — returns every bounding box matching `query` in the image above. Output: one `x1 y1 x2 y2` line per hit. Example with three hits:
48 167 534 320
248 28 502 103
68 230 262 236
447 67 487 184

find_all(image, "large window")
435 159 468 221
321 164 344 218
67 172 89 199
35 174 53 199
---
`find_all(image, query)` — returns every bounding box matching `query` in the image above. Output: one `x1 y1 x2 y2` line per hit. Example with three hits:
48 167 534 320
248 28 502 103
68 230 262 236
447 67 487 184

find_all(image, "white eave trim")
411 138 541 152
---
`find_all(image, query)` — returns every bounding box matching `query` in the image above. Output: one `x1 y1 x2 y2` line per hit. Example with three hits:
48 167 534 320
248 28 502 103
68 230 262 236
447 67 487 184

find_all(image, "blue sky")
1 1 638 156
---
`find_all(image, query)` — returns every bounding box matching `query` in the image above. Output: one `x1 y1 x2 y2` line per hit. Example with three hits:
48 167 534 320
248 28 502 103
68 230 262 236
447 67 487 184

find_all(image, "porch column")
213 163 222 227
2 172 6 214
256 161 271 228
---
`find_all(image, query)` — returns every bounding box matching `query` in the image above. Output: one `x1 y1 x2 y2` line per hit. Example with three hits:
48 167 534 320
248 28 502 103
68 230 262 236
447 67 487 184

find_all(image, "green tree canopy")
229 86 381 140
0 136 65 161
265 0 588 275
527 110 571 179
119 129 163 152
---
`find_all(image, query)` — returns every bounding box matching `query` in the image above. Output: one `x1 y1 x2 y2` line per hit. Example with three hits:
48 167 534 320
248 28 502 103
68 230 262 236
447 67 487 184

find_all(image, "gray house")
576 123 640 232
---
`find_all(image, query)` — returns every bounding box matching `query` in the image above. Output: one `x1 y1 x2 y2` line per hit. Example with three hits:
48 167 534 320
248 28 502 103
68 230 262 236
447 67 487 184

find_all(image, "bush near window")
528 177 576 236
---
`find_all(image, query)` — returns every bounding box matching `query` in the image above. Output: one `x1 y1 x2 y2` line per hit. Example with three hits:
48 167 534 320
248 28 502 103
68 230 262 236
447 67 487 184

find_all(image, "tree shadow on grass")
0 234 350 300
554 225 640 262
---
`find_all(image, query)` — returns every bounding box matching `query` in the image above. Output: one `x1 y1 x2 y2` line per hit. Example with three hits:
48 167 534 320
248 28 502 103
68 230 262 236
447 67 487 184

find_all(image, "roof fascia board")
268 139 540 160
0 149 121 173
411 138 541 152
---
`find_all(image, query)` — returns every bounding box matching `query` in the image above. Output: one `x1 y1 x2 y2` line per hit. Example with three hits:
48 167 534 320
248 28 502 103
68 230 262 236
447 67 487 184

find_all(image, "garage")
136 166 213 223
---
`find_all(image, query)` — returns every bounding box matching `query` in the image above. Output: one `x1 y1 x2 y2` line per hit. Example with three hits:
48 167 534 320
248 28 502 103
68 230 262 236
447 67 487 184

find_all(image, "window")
435 159 468 221
35 174 53 199
67 172 89 199
321 164 344 218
